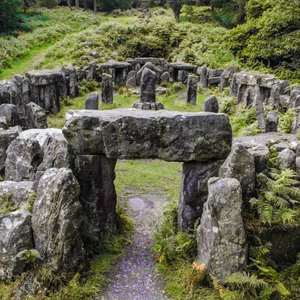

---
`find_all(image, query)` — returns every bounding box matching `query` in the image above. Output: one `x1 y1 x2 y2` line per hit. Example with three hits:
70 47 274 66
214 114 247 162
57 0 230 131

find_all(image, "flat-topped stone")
25 69 64 85
170 61 196 70
63 109 232 161
232 71 276 88
100 60 131 69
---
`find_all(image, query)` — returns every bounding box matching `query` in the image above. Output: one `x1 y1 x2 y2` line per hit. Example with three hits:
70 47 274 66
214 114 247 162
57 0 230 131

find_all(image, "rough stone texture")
63 109 232 162
5 129 69 183
279 95 292 110
0 210 33 280
73 155 116 253
196 177 246 284
254 85 266 129
198 66 208 88
126 70 137 87
140 68 156 103
0 117 8 129
219 144 255 203
203 95 219 113
186 75 198 105
290 90 300 107
247 145 270 175
279 80 290 95
32 168 84 272
178 70 188 84
0 129 19 175
294 95 300 108
277 148 296 171
86 61 97 82
137 62 162 85
265 111 279 133
0 181 34 208
160 71 170 83
133 101 164 110
25 102 48 129
0 104 20 127
61 64 79 98
219 66 237 92
178 160 223 232
101 73 113 104
268 83 280 109
85 92 99 110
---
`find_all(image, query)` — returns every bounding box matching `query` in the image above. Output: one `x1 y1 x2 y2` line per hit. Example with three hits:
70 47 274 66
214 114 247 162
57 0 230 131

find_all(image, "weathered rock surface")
265 111 279 133
73 155 117 252
198 66 208 88
160 71 170 83
197 177 246 284
140 68 156 103
61 64 79 98
126 70 137 87
254 85 266 129
219 144 255 202
101 73 113 104
186 75 198 105
277 148 296 170
5 129 69 183
86 61 97 82
0 104 20 127
32 168 84 272
63 109 233 162
0 210 33 280
85 92 99 110
178 160 223 232
0 129 19 175
0 181 34 208
26 102 48 129
247 145 270 174
203 95 219 113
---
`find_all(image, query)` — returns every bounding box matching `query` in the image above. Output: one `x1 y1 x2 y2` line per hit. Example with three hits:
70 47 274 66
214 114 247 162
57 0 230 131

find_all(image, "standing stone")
0 210 33 280
254 86 266 129
268 84 280 109
203 95 219 113
198 66 208 88
26 102 48 129
101 73 113 104
219 144 256 203
277 148 296 171
196 177 246 284
248 145 270 175
178 70 188 84
32 168 84 272
86 61 97 82
140 68 156 103
178 160 223 232
294 95 300 108
265 111 279 133
160 72 170 84
85 92 99 110
126 70 137 88
73 155 117 253
290 90 300 107
62 64 80 98
186 75 198 105
219 66 237 92
0 117 7 129
279 80 290 95
0 104 20 127
0 129 19 175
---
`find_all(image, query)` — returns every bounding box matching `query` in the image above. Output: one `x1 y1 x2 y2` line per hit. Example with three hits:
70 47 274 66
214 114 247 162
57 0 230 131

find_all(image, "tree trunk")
84 0 87 11
94 0 97 14
75 0 79 9
67 0 72 10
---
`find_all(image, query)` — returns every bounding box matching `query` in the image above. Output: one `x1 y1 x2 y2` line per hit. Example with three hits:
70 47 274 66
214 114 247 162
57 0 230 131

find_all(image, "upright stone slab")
186 75 198 105
140 68 156 103
254 85 266 130
32 168 84 272
0 210 33 280
203 95 219 113
198 66 208 88
178 160 224 232
265 111 279 133
277 148 296 171
25 102 48 129
197 177 246 284
86 61 97 82
0 104 20 127
126 70 137 87
101 73 113 104
219 144 255 203
63 109 233 162
62 64 79 98
73 155 117 252
85 92 99 110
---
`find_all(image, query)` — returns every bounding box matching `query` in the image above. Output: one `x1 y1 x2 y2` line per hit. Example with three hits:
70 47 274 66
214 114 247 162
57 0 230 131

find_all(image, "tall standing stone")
126 70 137 88
101 73 113 104
86 61 97 82
254 85 266 130
197 177 246 284
198 66 208 88
186 75 198 105
85 92 99 110
265 111 279 133
178 160 224 232
141 68 156 103
32 168 84 272
73 155 117 253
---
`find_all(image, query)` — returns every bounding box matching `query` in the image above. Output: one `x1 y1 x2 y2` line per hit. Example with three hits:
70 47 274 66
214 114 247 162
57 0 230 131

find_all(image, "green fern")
250 168 300 226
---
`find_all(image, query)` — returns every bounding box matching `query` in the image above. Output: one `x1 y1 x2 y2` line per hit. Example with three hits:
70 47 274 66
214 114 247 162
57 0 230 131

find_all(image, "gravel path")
95 190 171 300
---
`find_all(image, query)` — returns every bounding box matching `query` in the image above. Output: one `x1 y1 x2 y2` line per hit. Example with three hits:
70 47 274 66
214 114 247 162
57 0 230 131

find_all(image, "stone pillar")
196 177 246 284
101 73 113 104
186 75 198 105
178 160 223 232
203 95 219 113
85 92 99 110
265 111 279 133
254 85 266 130
73 155 117 253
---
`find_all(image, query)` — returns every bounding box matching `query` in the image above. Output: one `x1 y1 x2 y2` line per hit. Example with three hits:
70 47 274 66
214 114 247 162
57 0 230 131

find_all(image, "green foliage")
224 0 300 80
0 0 23 33
251 168 300 226
279 108 296 133
0 193 18 217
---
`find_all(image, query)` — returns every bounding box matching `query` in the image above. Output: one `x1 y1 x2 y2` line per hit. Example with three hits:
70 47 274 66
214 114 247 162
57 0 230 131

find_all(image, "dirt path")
95 190 172 300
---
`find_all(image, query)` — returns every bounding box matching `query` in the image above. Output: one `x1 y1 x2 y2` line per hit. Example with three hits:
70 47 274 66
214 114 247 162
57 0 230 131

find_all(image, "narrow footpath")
96 190 171 300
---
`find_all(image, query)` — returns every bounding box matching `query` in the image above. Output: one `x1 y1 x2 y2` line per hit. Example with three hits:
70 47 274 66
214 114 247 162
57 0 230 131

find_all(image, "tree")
169 0 192 21
67 0 72 10
0 0 22 33
94 0 97 14
84 0 87 11
75 0 79 9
